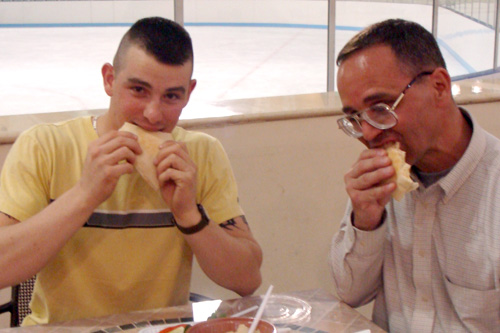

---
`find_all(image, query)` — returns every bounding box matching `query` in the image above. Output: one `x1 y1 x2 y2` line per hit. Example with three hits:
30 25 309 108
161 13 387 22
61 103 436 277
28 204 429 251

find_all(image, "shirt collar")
436 108 486 203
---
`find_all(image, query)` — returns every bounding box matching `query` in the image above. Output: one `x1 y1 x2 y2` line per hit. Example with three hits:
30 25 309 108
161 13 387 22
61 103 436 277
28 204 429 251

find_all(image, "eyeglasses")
337 71 434 138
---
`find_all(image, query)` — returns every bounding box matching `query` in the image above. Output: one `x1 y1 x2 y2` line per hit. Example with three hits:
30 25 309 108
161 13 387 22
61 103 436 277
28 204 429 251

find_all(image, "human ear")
101 63 115 97
185 79 197 102
430 67 452 101
189 79 197 94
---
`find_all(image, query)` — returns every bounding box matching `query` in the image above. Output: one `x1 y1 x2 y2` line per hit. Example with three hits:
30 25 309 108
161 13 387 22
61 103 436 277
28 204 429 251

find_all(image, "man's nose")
143 99 162 124
360 120 383 141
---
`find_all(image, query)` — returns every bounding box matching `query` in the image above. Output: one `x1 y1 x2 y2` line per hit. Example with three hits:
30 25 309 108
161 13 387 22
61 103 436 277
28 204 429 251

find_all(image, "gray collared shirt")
330 110 500 332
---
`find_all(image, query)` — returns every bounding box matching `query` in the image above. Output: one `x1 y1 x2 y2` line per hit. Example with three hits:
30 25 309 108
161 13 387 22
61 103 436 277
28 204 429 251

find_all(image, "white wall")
190 114 360 298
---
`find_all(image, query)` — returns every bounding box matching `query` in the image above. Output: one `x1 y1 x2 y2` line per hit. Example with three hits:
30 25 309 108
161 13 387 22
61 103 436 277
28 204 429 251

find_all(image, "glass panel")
334 0 434 89
0 0 174 116
438 0 495 76
183 0 329 103
1 0 500 117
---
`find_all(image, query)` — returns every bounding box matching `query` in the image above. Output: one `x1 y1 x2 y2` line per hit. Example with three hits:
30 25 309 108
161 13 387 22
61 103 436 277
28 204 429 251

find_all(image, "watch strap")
172 204 210 235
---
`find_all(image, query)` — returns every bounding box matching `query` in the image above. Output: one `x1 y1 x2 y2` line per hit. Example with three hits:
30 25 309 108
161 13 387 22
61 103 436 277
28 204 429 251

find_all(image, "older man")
330 19 500 332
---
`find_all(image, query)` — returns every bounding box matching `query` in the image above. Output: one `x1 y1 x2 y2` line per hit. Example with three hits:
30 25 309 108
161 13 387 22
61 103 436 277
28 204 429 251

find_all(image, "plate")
139 322 194 333
235 295 312 324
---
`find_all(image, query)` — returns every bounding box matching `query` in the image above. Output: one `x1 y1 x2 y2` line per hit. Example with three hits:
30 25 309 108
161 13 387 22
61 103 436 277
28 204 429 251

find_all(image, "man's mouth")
133 122 164 132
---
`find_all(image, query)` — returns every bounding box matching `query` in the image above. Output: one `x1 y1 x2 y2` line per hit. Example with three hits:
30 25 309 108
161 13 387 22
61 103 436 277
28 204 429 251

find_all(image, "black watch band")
172 204 210 235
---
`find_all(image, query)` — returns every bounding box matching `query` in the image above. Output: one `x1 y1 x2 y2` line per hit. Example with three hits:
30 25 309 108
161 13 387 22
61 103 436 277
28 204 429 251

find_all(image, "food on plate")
158 324 190 333
119 122 173 190
227 324 259 333
384 142 418 201
188 317 274 332
208 311 227 319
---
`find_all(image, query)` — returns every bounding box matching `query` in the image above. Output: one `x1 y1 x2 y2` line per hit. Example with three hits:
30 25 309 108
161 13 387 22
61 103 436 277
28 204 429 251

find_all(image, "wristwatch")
172 204 210 235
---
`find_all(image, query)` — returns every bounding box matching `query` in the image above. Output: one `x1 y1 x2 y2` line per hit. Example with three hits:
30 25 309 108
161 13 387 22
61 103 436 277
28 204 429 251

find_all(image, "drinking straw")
230 305 259 318
248 285 274 333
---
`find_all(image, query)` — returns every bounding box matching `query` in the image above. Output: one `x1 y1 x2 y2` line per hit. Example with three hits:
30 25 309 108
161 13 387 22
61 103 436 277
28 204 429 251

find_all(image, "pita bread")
120 122 173 190
384 142 418 201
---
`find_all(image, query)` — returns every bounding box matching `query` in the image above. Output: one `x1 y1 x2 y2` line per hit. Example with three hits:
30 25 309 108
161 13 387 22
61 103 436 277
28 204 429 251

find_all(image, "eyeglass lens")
364 105 397 127
341 104 397 135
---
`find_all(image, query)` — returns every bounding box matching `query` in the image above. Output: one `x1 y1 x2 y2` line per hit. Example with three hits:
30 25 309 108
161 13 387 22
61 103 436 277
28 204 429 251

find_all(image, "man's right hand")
78 130 142 208
0 130 142 288
345 148 396 230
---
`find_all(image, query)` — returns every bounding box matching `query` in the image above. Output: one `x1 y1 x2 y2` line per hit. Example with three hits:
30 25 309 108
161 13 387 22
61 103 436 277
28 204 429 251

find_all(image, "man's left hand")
155 140 198 224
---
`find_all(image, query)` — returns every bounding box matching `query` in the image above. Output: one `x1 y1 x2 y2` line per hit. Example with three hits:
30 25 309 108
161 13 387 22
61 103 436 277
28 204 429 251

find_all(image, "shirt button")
419 250 425 257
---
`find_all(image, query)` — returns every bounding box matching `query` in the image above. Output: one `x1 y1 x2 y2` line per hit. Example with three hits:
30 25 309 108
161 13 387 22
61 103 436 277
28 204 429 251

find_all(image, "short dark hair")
113 16 194 72
336 19 446 75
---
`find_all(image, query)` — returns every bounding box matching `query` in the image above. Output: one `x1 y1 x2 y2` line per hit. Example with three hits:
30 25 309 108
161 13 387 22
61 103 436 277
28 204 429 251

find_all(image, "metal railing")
342 0 496 28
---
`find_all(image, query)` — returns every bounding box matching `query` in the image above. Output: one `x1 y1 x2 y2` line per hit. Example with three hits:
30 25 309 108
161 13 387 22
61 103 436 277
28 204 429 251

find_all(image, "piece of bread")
119 122 173 190
384 142 418 201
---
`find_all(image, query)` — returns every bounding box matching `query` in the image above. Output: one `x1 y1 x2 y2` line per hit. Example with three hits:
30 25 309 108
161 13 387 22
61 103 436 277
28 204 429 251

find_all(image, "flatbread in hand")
120 122 173 190
384 142 418 201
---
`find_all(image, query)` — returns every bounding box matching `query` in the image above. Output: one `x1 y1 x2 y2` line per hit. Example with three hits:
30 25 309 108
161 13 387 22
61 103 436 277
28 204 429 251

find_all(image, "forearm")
330 208 385 307
0 183 97 289
184 222 262 296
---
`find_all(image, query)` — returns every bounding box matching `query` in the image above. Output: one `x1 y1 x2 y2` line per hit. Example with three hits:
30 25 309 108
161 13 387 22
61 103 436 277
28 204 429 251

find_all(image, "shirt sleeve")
329 200 386 307
196 137 243 224
0 129 52 222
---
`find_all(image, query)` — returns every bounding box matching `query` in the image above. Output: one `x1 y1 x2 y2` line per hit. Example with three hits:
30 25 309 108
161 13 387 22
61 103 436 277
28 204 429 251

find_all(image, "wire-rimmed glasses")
337 71 434 138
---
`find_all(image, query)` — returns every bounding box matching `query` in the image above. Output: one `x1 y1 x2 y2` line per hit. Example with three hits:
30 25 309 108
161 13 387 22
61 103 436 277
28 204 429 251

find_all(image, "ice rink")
0 1 495 117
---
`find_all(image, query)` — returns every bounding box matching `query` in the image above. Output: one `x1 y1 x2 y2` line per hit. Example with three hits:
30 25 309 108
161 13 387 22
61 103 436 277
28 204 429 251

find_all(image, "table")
0 289 385 332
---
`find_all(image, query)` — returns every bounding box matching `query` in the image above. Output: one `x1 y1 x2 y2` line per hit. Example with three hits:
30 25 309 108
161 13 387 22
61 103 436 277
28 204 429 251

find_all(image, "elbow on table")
336 291 365 308
237 243 263 296
335 285 378 309
234 269 262 297
331 266 377 308
332 276 368 308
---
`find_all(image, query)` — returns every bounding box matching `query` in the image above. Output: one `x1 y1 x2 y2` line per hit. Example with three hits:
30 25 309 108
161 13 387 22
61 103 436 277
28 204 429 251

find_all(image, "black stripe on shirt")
84 211 175 229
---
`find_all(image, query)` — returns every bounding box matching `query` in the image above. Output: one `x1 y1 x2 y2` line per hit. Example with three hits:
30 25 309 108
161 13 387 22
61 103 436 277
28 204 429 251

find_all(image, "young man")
330 19 500 332
0 17 262 325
